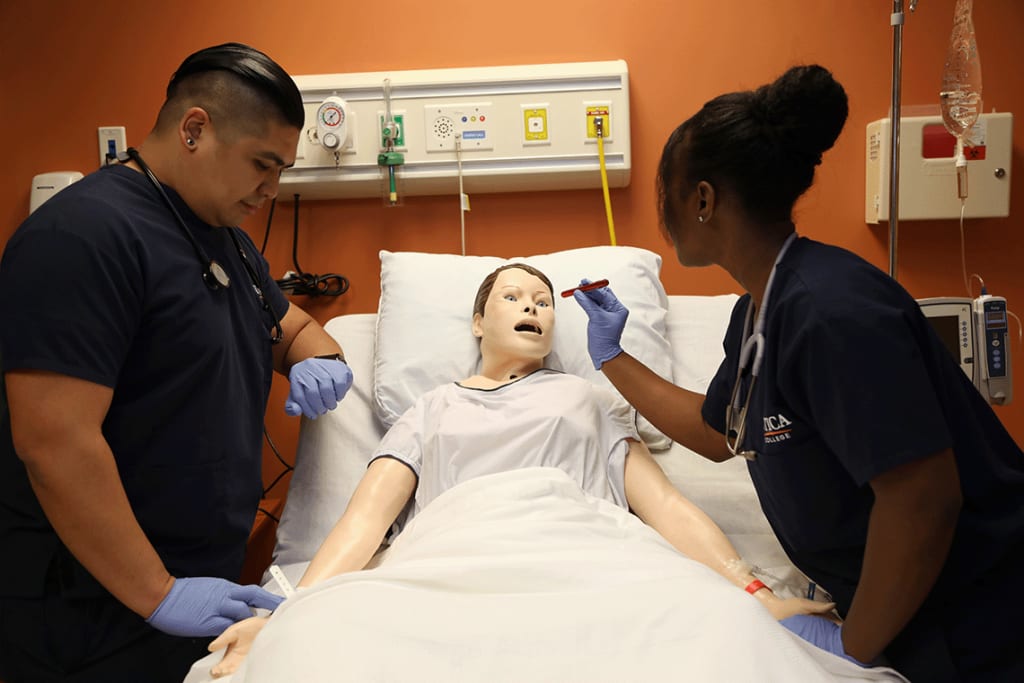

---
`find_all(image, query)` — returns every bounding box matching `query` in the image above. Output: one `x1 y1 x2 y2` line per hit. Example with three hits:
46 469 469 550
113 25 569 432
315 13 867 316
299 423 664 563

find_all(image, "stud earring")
186 138 195 146
698 215 705 223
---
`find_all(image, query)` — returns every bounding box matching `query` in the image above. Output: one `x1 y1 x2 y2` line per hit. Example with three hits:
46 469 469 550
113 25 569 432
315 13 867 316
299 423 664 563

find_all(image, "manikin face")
472 268 555 364
190 119 299 227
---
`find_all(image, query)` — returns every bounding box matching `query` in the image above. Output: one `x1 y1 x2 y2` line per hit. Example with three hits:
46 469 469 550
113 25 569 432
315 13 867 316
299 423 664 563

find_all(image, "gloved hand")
572 279 629 370
146 577 284 638
285 356 353 419
780 614 868 667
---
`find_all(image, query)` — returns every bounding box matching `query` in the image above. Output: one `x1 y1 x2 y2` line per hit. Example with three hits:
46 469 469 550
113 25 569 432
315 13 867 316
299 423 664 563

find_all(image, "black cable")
274 193 350 297
259 197 277 255
261 425 294 497
257 506 281 524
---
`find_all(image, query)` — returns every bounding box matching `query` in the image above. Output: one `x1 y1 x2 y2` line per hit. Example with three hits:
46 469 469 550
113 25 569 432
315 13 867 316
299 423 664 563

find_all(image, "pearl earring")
698 215 705 223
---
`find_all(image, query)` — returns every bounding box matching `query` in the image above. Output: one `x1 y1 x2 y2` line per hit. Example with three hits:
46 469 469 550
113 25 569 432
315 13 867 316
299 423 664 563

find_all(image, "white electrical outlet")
98 126 127 166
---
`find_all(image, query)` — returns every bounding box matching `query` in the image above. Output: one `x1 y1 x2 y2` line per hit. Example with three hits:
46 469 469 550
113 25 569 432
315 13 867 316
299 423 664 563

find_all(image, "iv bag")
939 0 982 141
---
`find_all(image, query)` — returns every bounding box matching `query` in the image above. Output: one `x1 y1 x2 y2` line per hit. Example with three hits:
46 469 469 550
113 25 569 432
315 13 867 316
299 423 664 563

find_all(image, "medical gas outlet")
523 105 550 145
585 103 612 142
315 96 353 164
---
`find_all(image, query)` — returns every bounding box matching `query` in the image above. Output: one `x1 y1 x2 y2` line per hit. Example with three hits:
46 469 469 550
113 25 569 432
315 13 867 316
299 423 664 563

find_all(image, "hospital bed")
184 246 906 682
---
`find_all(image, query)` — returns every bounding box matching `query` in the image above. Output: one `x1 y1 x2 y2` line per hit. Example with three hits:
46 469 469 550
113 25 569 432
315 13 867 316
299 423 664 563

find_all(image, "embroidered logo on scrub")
763 413 793 444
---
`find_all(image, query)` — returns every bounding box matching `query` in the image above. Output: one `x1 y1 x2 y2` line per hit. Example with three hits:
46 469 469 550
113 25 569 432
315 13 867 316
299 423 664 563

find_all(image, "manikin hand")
759 593 839 622
209 616 270 678
572 280 629 370
285 357 353 418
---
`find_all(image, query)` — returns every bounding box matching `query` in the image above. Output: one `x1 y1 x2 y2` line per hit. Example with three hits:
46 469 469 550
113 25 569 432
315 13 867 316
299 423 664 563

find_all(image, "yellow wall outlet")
523 105 549 143
585 103 612 140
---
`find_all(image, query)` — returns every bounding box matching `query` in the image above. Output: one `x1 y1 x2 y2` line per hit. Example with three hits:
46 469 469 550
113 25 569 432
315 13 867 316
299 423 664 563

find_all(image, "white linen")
373 369 637 534
187 468 905 683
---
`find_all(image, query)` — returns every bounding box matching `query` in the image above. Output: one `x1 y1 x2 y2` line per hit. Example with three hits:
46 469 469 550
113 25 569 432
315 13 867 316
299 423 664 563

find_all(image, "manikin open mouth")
514 322 542 335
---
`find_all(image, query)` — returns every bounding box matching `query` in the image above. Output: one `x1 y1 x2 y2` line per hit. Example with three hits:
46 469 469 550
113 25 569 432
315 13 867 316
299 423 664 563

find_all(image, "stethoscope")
120 147 283 344
725 231 798 460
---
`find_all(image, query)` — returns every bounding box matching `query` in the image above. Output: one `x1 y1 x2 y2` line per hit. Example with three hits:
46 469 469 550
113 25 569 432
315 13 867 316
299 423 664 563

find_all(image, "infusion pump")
918 295 1013 405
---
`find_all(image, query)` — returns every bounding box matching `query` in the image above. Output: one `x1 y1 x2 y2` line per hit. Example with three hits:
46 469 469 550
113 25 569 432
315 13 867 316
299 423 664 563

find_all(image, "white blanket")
186 468 906 682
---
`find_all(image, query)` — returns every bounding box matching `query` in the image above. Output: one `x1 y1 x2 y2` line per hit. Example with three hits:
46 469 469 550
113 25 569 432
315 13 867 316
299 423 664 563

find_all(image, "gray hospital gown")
372 368 640 533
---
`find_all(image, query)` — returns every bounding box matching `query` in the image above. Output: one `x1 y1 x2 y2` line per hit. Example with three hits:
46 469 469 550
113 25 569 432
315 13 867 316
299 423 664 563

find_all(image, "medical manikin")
205 264 831 676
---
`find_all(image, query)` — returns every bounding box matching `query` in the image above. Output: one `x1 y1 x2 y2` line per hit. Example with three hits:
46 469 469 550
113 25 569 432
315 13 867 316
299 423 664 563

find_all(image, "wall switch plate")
98 126 127 166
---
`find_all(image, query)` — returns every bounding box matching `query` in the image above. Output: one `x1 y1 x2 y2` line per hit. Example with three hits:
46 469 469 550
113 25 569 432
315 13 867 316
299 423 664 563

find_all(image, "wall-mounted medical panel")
281 61 630 200
865 112 1012 222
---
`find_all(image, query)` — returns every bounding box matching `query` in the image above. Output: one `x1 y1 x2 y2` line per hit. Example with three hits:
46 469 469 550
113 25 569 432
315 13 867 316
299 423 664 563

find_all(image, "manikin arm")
299 456 417 587
210 456 417 677
623 438 830 620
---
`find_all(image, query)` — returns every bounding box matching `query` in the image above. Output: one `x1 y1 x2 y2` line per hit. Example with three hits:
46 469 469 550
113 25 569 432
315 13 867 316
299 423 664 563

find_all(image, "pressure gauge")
317 96 349 152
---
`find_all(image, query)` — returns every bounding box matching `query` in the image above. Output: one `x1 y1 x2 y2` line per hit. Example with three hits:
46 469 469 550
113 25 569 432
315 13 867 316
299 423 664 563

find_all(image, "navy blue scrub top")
702 237 1024 617
0 164 290 598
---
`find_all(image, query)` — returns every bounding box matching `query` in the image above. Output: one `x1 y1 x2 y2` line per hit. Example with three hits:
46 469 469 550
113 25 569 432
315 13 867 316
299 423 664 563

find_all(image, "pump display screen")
985 310 1007 328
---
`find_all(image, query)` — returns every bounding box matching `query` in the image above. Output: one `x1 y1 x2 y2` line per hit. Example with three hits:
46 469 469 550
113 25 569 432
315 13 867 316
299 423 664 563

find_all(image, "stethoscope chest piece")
204 260 231 290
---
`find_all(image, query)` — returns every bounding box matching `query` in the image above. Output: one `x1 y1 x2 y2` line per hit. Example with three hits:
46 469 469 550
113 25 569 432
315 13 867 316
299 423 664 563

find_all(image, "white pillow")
373 246 676 450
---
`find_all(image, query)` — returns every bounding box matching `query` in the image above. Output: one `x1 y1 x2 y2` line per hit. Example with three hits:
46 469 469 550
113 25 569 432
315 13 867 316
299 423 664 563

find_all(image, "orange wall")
2 1 1022 493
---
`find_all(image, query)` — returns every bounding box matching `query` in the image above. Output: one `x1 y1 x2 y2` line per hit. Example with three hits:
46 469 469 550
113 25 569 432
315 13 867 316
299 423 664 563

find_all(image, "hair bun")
756 64 848 164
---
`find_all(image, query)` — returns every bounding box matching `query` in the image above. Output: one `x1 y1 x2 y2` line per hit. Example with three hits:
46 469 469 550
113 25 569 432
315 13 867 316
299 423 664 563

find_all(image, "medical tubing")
456 133 467 256
595 117 617 246
274 194 350 297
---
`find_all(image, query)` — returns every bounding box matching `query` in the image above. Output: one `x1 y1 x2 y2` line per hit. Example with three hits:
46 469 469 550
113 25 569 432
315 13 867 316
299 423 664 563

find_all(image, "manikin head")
148 43 304 227
471 264 556 371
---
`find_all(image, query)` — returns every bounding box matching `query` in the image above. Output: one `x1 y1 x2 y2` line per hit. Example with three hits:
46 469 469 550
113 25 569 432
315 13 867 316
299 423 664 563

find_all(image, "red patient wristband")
744 579 771 595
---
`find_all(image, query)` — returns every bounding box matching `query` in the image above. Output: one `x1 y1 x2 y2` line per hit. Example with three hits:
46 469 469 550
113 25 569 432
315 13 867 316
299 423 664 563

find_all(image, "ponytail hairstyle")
657 64 848 232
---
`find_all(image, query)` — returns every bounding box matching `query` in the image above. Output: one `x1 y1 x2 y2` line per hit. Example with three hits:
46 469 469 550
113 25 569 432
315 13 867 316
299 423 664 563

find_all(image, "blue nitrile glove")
780 614 868 667
146 576 285 638
285 356 353 419
572 279 629 370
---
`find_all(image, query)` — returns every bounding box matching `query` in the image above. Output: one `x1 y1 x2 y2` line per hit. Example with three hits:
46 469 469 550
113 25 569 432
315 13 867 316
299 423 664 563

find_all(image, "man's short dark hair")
155 42 304 136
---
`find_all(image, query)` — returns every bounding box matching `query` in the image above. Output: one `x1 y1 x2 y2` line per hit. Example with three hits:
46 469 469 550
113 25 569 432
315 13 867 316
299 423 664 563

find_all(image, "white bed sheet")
186 468 905 682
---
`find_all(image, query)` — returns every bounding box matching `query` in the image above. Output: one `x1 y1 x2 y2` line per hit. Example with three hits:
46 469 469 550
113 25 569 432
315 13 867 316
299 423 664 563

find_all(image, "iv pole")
887 0 920 281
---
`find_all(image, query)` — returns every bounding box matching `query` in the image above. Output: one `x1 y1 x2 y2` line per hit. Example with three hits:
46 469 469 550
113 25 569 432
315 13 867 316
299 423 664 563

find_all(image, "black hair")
657 64 848 229
155 42 304 134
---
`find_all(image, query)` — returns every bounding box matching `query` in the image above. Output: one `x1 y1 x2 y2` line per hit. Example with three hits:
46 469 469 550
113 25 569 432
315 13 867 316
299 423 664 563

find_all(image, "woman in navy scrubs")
573 64 1024 682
